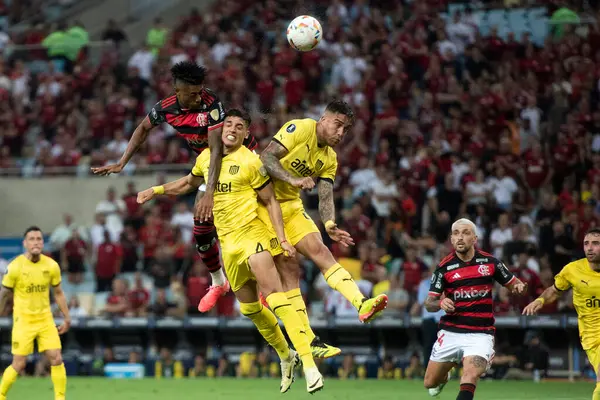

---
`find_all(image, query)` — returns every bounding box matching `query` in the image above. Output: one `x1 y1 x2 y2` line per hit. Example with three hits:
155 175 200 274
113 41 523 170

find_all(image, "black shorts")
67 258 85 274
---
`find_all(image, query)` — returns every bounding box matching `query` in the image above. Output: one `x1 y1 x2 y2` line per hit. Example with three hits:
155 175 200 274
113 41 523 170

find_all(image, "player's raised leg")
457 355 488 400
424 360 455 397
249 251 323 394
295 232 387 323
235 280 299 393
274 255 341 359
194 190 230 312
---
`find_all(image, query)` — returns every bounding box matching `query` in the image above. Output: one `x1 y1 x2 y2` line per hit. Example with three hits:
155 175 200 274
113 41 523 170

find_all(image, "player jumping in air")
92 61 254 312
523 227 600 400
0 227 71 400
423 218 526 400
137 109 324 393
260 100 388 352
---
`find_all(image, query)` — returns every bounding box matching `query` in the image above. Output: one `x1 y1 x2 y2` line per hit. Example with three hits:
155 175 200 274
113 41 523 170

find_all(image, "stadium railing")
0 315 584 379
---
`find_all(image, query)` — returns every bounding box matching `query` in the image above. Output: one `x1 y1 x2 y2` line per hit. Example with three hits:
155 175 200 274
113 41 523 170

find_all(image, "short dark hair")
585 228 600 237
325 100 355 124
24 226 42 238
225 109 251 128
171 61 207 86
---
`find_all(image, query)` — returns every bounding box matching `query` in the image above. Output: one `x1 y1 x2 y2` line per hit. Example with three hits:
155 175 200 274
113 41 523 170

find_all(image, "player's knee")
240 301 262 318
311 242 334 271
11 357 26 373
423 374 438 389
193 226 217 252
46 351 63 366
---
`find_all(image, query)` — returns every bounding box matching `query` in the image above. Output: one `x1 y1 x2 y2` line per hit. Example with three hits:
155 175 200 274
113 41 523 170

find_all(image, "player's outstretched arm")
137 174 204 204
256 183 296 257
318 179 354 247
522 285 561 315
261 141 314 189
53 283 71 334
91 117 154 175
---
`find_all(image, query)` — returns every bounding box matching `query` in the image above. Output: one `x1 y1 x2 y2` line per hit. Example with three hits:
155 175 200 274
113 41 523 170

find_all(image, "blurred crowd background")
0 0 597 379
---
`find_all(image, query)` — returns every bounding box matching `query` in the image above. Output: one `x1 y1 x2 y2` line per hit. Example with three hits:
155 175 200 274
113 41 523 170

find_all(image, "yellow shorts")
585 345 600 373
219 217 283 292
257 201 320 246
12 316 61 355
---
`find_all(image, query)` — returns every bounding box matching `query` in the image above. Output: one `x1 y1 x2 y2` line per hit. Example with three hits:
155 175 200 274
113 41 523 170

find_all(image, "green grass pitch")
8 378 595 399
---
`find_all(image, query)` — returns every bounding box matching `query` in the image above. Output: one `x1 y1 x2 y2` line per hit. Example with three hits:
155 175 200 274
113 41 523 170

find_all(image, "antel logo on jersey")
475 258 488 263
453 288 489 300
196 113 208 126
446 263 460 271
478 265 490 276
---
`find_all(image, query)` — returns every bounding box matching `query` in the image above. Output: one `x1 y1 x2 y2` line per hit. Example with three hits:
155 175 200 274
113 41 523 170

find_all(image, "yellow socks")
324 264 365 310
51 364 67 400
0 365 17 397
266 292 316 369
240 301 290 360
286 288 316 343
593 382 600 400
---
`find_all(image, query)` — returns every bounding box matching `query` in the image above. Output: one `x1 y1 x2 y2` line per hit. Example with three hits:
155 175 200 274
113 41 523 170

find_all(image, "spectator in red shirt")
102 279 130 317
186 261 210 314
128 272 150 317
510 252 543 309
96 230 123 292
122 181 144 230
400 246 427 294
360 243 386 285
61 229 88 284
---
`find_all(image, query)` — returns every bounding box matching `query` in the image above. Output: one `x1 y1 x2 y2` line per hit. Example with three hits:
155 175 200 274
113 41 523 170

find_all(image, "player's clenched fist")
522 299 544 316
440 298 455 313
280 241 296 258
137 189 155 204
291 177 315 190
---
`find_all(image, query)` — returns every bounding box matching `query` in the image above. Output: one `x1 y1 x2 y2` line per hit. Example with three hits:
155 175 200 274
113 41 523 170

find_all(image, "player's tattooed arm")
424 295 442 312
260 141 296 184
0 286 13 316
317 179 335 223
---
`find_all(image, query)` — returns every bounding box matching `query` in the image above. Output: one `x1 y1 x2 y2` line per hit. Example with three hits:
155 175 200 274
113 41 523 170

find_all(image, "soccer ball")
286 15 322 52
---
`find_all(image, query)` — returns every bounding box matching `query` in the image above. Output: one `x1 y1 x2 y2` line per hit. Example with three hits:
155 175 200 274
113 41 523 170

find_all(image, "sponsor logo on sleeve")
210 108 220 121
286 124 296 133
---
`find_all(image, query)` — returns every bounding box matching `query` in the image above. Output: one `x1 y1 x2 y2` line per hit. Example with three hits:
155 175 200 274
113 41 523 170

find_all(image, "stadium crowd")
2 0 598 323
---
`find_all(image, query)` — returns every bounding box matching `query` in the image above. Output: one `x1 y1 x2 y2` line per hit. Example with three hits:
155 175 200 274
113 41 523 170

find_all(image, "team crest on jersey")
229 165 240 175
196 113 208 126
478 265 490 276
286 124 296 133
270 238 279 250
315 160 324 171
210 108 220 121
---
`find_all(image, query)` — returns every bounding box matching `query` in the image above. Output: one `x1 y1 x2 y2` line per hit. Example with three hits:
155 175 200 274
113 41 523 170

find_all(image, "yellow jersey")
271 118 338 204
2 254 61 320
192 146 270 236
554 258 600 349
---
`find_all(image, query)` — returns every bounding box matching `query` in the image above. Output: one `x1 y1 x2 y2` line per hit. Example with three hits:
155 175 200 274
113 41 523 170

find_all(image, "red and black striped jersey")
428 249 515 335
146 88 258 154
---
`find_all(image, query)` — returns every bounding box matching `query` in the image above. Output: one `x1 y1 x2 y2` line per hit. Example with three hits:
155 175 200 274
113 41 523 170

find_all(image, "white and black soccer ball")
286 15 322 52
